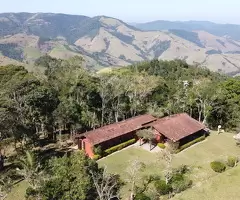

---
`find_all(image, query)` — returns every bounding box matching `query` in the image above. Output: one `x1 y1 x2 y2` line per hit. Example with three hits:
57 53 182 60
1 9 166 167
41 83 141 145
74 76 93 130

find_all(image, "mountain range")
1 13 240 75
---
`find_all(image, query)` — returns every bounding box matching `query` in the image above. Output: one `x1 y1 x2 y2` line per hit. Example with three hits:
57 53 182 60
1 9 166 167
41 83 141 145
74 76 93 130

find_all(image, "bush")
25 187 38 200
157 143 166 149
104 138 136 155
93 154 101 160
154 180 172 195
134 193 151 200
171 179 193 193
210 161 226 173
176 135 206 153
227 156 238 167
174 165 190 174
166 165 192 194
93 145 103 156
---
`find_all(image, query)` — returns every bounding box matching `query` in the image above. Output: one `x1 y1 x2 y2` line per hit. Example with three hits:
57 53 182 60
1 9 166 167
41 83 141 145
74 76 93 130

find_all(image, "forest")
1 55 240 142
1 56 240 199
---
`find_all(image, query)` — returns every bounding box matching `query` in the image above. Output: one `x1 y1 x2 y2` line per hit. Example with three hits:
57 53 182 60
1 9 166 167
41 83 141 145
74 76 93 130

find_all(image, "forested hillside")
1 56 239 142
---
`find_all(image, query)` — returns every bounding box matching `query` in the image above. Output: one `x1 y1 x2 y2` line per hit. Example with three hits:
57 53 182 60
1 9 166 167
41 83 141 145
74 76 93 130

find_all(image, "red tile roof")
77 114 156 145
151 113 205 142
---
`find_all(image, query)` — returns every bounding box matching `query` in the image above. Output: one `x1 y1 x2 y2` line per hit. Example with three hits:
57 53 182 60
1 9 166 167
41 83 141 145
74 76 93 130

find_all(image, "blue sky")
1 0 240 24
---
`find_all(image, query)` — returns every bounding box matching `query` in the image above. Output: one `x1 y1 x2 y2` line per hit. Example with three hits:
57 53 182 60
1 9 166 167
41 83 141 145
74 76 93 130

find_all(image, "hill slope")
134 20 240 41
1 13 240 75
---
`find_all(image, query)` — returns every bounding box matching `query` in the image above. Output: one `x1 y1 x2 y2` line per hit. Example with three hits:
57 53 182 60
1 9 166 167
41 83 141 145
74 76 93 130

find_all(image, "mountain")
1 13 240 75
133 20 240 41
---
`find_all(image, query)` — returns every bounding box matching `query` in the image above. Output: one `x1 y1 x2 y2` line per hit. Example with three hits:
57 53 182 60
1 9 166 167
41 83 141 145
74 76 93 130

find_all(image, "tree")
136 129 155 150
0 66 41 146
98 74 115 125
53 98 80 141
124 72 160 117
25 86 59 139
17 151 42 189
126 160 146 200
39 151 109 200
159 149 174 184
90 166 121 200
189 79 219 125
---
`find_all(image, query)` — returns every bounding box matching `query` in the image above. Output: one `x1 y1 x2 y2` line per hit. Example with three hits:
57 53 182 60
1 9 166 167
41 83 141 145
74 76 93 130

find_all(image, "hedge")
93 154 102 160
176 135 206 153
104 138 136 155
157 143 166 149
134 193 151 200
210 161 226 173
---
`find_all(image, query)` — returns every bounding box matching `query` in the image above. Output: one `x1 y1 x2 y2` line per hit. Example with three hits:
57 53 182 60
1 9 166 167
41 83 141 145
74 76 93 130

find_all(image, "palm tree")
16 151 42 189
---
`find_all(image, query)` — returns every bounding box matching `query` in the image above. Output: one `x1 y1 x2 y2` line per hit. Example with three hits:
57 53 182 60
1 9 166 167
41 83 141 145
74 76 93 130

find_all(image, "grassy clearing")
6 181 28 200
172 165 240 200
49 45 79 59
97 67 114 74
24 47 42 59
98 131 240 199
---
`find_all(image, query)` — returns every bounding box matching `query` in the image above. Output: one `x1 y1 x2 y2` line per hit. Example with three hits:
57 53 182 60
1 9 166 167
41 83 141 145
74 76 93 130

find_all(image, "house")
74 114 157 158
75 113 206 158
148 113 206 146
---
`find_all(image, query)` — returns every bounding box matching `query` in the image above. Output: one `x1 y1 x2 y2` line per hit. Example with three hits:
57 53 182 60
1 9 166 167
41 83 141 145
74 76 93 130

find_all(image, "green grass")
6 181 29 200
172 165 240 200
98 132 240 199
24 47 42 59
49 45 78 59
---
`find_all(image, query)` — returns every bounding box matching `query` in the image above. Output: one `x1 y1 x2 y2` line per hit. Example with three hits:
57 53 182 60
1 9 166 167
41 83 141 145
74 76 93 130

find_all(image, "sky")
1 0 240 24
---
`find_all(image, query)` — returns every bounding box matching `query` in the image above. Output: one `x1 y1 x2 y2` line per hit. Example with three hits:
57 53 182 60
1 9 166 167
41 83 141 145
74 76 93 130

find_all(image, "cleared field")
98 132 240 199
24 47 42 60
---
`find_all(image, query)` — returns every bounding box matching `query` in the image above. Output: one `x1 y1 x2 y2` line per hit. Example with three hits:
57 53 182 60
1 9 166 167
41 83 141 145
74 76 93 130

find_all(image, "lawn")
172 165 240 200
6 181 28 200
98 131 240 199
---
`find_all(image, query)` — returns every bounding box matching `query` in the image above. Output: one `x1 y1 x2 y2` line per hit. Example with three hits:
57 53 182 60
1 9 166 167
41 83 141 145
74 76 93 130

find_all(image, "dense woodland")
1 56 240 142
1 56 240 199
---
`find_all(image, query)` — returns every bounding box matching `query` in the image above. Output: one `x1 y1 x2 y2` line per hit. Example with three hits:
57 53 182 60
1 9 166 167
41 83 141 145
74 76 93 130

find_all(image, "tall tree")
17 151 42 190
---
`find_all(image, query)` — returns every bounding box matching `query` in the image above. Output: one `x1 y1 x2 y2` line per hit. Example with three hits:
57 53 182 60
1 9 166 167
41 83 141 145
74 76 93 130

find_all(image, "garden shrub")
93 154 101 160
154 180 172 195
104 138 136 155
176 135 205 153
93 145 103 156
134 193 151 200
157 143 166 149
227 156 238 167
210 161 226 173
